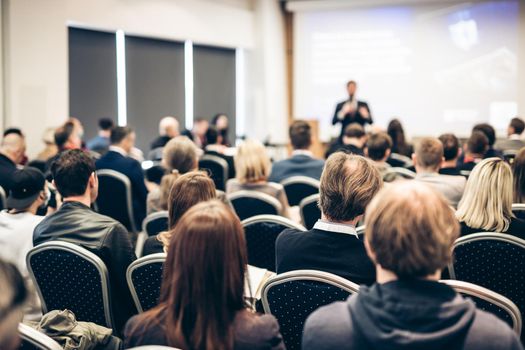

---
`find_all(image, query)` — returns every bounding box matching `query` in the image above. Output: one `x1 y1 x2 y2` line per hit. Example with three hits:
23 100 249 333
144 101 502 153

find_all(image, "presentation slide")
293 1 520 141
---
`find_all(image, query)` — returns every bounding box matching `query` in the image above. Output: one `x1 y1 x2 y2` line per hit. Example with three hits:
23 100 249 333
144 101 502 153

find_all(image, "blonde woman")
226 139 291 218
456 157 525 239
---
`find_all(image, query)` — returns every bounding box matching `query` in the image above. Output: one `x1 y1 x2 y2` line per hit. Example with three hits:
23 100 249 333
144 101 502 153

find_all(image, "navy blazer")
96 150 148 226
268 154 324 183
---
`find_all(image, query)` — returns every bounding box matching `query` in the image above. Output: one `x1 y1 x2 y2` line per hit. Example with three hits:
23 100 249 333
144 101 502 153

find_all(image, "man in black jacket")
303 182 522 350
33 149 137 334
332 80 372 140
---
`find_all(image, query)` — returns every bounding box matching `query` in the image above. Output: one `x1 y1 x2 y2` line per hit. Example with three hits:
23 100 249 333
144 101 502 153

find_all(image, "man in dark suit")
332 80 372 140
268 120 325 183
203 125 235 179
96 126 148 227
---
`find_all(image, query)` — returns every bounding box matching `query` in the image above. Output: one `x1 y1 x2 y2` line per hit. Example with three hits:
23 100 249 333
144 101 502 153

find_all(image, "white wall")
4 0 288 156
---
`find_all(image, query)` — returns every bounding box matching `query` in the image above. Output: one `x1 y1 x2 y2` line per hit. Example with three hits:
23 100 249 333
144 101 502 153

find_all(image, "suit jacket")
494 138 525 153
96 150 148 227
415 173 466 207
204 149 236 179
332 99 372 139
268 154 324 183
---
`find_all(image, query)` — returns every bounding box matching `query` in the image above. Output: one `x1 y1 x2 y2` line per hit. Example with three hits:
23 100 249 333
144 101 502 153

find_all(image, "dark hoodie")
302 280 522 350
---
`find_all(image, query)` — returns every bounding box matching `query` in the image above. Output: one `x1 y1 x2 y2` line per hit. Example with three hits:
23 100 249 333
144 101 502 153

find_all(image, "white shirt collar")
109 145 128 157
313 220 358 237
510 134 522 140
292 149 313 158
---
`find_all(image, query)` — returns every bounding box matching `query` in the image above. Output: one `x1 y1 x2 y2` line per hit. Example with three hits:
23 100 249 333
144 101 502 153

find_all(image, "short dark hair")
346 80 356 87
438 133 459 161
98 118 114 131
205 125 219 145
289 120 312 150
51 149 96 197
367 132 393 161
472 123 496 146
3 128 23 137
110 126 133 145
344 123 365 138
54 122 75 150
467 131 489 155
510 117 525 135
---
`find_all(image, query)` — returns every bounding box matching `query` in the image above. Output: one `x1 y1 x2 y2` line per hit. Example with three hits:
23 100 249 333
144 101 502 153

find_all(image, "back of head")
344 123 365 139
457 158 513 232
467 131 489 156
162 136 199 173
0 260 27 350
415 137 443 171
472 123 496 146
0 132 25 162
386 118 406 149
205 125 219 145
235 139 271 184
51 149 96 198
54 122 76 150
510 117 525 135
365 182 459 278
512 148 525 203
161 200 247 350
110 126 133 145
3 128 23 138
159 116 179 137
320 153 382 222
289 120 312 150
367 132 392 161
438 133 459 161
98 118 114 131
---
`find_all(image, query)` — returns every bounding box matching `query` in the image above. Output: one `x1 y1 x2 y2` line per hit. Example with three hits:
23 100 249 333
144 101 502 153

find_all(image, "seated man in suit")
303 181 522 350
0 132 26 192
413 137 466 207
203 125 235 179
460 131 488 172
332 80 372 141
150 116 180 150
96 126 149 227
275 153 381 284
269 120 325 183
325 123 366 158
438 133 462 176
495 117 525 152
366 132 392 176
33 149 137 333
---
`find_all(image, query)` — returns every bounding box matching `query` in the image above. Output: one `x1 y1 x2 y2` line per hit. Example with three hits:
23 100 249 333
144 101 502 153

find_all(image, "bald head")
159 116 180 138
1 133 26 164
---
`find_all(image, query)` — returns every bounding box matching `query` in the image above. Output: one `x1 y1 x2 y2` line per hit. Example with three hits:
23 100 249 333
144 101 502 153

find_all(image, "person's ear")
89 172 97 188
385 149 391 159
411 153 417 166
364 238 376 263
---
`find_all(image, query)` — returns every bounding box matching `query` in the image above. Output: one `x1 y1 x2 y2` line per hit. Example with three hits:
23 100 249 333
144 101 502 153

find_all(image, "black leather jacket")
33 201 137 334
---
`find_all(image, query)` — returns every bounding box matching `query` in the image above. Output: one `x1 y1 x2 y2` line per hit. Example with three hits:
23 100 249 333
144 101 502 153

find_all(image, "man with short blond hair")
413 137 466 207
275 153 382 284
150 116 180 150
303 182 522 350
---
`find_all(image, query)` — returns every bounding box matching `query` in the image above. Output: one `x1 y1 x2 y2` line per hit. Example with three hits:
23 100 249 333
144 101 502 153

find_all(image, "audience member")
151 116 180 150
33 149 137 332
413 137 466 207
269 120 324 182
0 132 26 192
0 259 27 350
473 123 502 159
3 128 23 137
124 200 285 349
457 157 525 239
387 118 413 157
35 128 58 162
275 153 380 284
204 125 236 179
460 131 488 171
86 118 114 155
303 181 523 350
96 126 148 227
512 147 525 204
438 133 462 176
366 132 392 176
226 139 291 219
182 118 208 147
325 123 366 158
211 113 231 146
0 167 47 320
142 171 216 256
67 117 85 142
495 117 525 152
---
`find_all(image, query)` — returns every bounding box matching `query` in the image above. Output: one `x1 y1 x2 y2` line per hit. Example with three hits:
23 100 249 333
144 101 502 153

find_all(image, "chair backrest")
242 215 306 271
127 347 182 350
142 211 169 237
512 203 525 220
261 270 359 350
19 324 62 350
27 241 114 328
95 169 137 232
389 153 413 168
299 194 320 230
460 170 472 178
127 253 166 313
228 191 282 221
383 167 416 182
281 176 320 206
199 155 229 191
0 185 6 211
441 279 522 335
449 232 525 338
503 149 518 164
147 147 164 161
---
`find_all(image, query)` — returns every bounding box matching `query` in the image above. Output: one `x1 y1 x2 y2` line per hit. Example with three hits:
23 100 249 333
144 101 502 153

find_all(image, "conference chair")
95 169 138 233
512 203 525 220
242 215 306 271
281 176 320 206
127 347 182 350
19 324 62 350
228 191 282 221
27 241 114 328
261 270 360 350
388 153 413 168
199 154 229 191
503 150 518 164
441 280 522 335
383 167 416 182
147 147 164 161
0 185 5 211
299 194 320 230
449 232 525 339
127 253 166 313
142 211 169 237
460 170 472 178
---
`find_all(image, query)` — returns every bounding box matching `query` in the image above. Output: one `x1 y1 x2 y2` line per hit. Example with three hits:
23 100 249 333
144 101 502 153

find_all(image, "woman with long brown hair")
387 118 413 157
142 171 216 255
512 147 525 204
124 200 285 350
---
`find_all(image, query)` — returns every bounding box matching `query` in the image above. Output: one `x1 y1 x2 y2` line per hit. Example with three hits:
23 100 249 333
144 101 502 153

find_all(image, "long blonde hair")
456 158 514 232
234 139 271 184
